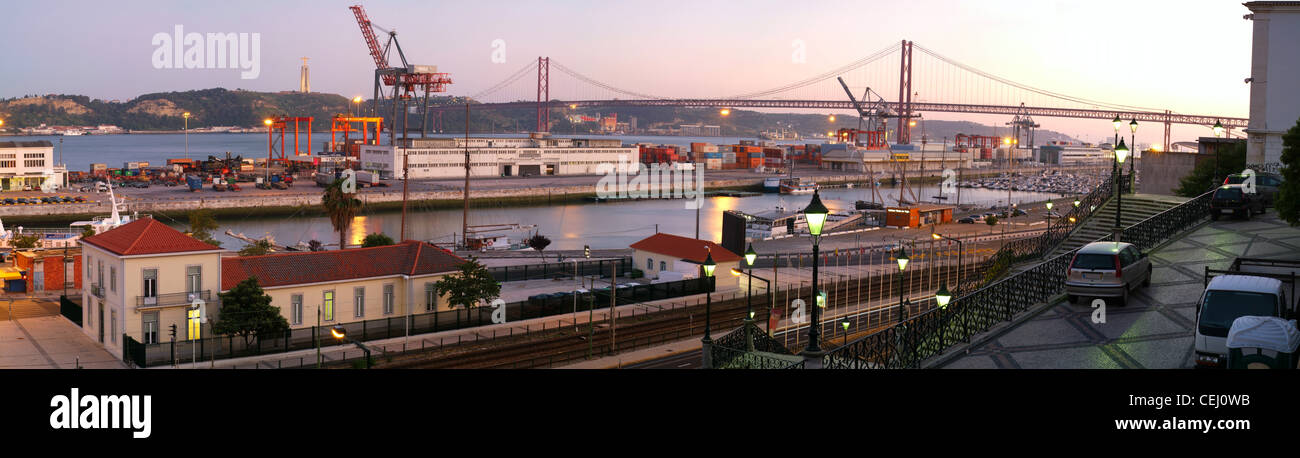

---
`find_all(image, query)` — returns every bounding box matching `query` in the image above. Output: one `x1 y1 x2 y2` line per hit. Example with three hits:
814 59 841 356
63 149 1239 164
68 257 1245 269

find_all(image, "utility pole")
400 141 410 240
610 262 617 355
463 103 470 249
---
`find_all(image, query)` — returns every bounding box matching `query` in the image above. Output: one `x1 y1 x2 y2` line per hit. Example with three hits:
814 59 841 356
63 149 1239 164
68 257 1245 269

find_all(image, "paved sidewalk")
0 315 124 369
938 212 1300 369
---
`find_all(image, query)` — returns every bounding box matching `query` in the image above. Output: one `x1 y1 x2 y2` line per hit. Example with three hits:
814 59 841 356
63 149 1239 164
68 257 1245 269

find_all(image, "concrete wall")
1246 2 1300 164
1139 151 1208 196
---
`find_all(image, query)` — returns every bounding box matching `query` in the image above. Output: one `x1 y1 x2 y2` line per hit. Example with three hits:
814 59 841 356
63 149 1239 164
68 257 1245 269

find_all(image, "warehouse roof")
0 141 54 148
629 233 741 263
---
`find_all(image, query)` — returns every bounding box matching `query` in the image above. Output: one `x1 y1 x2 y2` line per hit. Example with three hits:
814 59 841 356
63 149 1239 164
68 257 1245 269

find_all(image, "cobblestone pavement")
940 212 1300 369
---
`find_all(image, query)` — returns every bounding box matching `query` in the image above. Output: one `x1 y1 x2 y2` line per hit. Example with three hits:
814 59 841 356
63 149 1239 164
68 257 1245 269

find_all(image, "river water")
6 132 1063 249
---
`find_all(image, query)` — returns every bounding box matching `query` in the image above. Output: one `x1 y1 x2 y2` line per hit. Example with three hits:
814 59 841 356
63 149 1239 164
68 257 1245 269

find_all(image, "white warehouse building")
360 135 637 179
0 140 67 191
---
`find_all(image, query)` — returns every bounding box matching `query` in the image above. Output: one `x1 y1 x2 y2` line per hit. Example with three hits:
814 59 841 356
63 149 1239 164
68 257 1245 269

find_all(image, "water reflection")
183 185 1064 251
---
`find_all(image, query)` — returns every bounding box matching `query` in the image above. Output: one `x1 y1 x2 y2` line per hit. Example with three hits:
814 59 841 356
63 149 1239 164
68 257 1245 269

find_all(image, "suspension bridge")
428 40 1247 149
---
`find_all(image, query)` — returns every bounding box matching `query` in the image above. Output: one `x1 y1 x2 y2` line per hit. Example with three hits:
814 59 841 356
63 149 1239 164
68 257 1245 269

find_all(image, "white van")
1195 266 1296 368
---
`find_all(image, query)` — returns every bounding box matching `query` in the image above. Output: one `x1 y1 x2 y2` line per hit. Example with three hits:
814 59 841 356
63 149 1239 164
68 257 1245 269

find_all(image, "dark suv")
1224 172 1283 207
1210 184 1264 221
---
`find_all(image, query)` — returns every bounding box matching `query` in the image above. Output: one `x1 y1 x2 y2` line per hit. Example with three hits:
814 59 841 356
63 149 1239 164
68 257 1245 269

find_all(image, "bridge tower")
896 40 913 144
537 57 550 132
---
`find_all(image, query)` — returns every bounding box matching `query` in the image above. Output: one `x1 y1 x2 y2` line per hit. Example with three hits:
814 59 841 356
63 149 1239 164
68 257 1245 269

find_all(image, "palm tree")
322 178 363 250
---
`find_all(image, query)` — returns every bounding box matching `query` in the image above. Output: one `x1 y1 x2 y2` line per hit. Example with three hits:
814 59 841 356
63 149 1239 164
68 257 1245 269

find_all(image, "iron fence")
820 185 1211 369
60 295 82 326
488 257 633 282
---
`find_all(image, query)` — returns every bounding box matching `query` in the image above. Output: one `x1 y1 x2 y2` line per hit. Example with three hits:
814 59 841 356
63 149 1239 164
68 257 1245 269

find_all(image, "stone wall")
1139 151 1208 196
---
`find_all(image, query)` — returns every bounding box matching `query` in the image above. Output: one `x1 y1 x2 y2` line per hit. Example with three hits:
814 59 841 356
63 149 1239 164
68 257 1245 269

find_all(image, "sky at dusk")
0 0 1256 145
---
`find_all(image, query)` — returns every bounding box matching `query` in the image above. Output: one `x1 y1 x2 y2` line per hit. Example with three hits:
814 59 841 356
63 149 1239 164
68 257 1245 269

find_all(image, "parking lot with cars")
940 211 1300 369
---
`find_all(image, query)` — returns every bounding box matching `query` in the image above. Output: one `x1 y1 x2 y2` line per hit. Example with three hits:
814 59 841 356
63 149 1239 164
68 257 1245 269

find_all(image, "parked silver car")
1065 241 1153 306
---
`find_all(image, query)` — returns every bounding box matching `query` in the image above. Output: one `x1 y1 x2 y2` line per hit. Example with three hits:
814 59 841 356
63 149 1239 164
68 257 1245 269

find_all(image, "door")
502 165 512 177
97 302 104 343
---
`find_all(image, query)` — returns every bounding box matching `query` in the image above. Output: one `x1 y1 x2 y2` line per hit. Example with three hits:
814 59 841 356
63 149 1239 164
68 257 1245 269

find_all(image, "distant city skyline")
0 0 1255 145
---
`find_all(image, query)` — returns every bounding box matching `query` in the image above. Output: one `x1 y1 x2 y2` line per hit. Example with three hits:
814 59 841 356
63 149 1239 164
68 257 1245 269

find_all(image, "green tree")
526 232 552 261
361 232 395 247
322 178 363 250
434 256 501 316
1175 142 1247 197
985 215 998 234
12 234 39 249
238 239 272 256
212 276 289 347
80 225 96 239
187 209 222 247
1277 118 1300 226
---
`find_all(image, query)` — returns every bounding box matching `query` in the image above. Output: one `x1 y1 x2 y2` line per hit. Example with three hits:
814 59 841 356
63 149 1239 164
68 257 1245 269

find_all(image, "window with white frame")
383 284 394 315
290 294 303 325
354 287 365 318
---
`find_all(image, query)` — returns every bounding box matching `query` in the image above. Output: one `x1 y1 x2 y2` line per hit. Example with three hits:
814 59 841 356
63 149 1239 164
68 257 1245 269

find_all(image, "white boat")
70 183 136 235
763 177 782 193
779 177 816 195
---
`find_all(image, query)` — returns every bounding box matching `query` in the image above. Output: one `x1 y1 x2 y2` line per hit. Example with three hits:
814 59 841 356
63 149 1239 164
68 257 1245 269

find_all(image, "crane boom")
350 5 387 71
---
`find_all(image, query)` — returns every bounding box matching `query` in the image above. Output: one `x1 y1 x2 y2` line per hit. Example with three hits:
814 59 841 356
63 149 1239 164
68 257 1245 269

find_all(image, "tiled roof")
628 233 741 263
221 240 466 290
80 218 222 256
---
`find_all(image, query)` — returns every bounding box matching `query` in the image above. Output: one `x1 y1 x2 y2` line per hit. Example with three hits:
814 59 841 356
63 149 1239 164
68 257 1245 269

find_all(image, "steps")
1046 194 1190 259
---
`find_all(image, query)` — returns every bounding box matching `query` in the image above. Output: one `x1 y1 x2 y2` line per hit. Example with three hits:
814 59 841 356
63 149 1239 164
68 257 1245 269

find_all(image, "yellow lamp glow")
744 243 757 267
908 120 917 127
1112 115 1122 133
935 282 952 309
896 248 909 271
263 119 273 126
1045 202 1053 210
1115 138 1129 164
330 326 346 340
720 108 730 116
828 115 836 122
702 252 716 278
802 190 829 236
353 96 363 104
183 112 190 119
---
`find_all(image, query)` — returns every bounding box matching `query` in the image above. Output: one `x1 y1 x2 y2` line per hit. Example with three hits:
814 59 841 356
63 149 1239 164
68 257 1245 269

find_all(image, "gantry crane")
350 4 452 144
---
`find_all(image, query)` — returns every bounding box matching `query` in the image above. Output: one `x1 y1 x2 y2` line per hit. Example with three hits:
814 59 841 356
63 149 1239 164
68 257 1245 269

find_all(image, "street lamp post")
1129 119 1138 194
932 232 965 293
183 112 191 161
1113 139 1130 242
1212 120 1226 186
329 326 373 369
841 321 851 347
896 247 910 324
700 250 717 368
352 96 363 117
802 191 830 355
1045 201 1054 230
744 243 757 352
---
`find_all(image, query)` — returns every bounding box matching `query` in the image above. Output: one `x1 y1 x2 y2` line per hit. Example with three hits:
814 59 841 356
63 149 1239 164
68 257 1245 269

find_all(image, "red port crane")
350 4 452 144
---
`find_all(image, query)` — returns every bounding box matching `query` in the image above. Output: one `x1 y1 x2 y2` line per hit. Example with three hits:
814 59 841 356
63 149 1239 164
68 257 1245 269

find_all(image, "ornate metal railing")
822 185 1211 369
1119 190 1213 247
90 284 104 299
136 290 212 309
710 345 806 369
709 321 803 369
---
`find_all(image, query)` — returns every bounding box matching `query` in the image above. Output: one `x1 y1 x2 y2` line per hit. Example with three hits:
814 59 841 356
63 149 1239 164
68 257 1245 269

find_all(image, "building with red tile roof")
80 217 222 256
220 240 464 290
629 233 740 288
219 240 467 330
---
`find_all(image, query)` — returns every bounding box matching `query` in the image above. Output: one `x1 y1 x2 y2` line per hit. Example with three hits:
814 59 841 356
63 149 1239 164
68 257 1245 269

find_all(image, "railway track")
378 261 988 369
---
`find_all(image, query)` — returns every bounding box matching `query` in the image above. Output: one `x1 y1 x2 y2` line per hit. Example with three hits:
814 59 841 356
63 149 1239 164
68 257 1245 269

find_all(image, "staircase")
1046 194 1190 259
